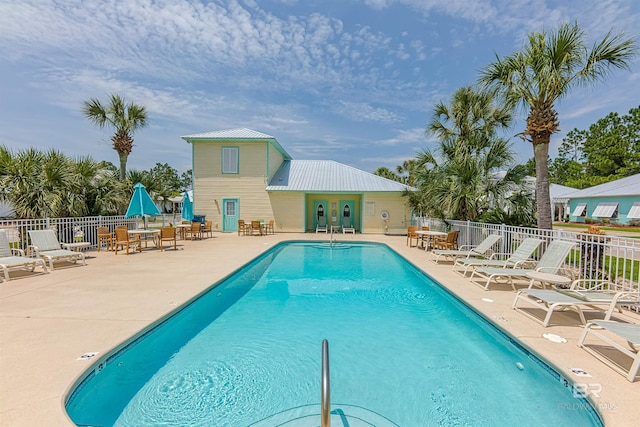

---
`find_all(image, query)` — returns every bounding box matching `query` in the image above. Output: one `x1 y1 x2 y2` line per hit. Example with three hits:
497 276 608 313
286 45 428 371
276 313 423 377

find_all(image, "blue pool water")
66 242 601 426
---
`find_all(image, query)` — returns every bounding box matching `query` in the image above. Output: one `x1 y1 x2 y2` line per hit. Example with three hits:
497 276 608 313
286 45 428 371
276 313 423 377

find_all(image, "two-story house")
181 128 414 233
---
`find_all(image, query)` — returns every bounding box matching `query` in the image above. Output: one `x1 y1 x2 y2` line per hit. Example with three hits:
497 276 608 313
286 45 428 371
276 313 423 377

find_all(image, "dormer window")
222 147 239 174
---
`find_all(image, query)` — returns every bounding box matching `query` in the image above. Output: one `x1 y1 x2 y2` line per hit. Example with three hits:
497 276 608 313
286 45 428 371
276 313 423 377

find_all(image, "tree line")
376 22 637 229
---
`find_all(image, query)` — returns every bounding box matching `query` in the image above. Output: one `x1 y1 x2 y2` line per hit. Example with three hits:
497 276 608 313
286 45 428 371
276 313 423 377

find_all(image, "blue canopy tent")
181 191 194 222
125 183 161 228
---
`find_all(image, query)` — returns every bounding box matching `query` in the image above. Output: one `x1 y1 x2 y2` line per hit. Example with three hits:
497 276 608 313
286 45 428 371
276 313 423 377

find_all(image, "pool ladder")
321 339 331 427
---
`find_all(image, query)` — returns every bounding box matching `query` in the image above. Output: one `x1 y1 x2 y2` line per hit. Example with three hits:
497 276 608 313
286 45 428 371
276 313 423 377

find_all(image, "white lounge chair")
578 320 640 382
430 233 502 264
315 215 328 233
453 237 542 276
0 229 48 281
27 229 86 270
342 216 355 234
512 279 639 327
470 240 575 291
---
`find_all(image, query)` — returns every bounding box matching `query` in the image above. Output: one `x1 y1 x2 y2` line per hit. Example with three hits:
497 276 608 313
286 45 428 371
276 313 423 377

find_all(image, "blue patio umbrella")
125 183 161 227
181 191 194 222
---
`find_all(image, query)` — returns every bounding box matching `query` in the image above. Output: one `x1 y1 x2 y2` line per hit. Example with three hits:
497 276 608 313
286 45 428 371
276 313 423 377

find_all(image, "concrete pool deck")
0 232 638 426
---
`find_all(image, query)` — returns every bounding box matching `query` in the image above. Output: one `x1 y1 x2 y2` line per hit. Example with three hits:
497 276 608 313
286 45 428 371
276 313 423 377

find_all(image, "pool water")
66 242 601 426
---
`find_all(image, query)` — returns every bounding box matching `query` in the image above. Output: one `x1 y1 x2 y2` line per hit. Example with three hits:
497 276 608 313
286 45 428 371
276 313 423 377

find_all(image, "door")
313 200 328 230
222 198 239 232
340 200 355 230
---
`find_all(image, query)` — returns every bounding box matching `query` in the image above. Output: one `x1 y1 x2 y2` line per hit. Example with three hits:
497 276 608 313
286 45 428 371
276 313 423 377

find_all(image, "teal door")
340 200 355 230
222 199 239 232
313 200 328 230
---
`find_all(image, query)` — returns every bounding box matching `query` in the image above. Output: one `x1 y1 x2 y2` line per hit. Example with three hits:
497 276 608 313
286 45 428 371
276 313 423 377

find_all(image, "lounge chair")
578 320 640 382
453 237 542 276
316 215 327 233
470 240 574 291
430 233 502 264
27 229 86 270
512 279 639 327
0 229 48 280
342 216 355 234
159 227 177 251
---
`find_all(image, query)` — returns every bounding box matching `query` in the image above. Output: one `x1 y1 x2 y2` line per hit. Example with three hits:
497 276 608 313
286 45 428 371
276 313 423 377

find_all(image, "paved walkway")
1 232 638 426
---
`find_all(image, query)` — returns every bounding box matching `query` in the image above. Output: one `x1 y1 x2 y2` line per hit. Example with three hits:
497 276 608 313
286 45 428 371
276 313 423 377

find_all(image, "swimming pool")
66 242 602 426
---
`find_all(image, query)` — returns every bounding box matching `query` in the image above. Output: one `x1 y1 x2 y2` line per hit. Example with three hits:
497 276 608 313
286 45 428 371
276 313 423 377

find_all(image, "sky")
1 0 639 176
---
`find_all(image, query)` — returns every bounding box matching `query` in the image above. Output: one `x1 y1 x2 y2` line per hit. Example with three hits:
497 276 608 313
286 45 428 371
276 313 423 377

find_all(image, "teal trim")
266 143 270 184
221 198 239 232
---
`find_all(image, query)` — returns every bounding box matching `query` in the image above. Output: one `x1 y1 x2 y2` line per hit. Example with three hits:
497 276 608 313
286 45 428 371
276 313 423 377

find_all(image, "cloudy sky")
1 0 639 175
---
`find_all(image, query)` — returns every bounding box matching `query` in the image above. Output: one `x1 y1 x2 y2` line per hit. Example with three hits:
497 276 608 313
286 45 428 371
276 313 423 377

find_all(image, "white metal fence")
0 216 139 250
415 217 640 292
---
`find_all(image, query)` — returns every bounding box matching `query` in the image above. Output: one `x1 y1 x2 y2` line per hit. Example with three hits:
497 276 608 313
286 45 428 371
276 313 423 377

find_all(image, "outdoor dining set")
237 219 275 236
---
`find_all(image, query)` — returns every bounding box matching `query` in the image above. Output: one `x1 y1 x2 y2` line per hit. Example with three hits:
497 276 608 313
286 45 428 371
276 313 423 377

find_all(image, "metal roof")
181 128 291 160
563 173 640 198
266 160 415 192
181 128 275 140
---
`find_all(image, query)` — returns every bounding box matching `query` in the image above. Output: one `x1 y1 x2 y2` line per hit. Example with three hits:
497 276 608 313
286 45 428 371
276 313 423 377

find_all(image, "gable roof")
563 173 640 199
266 160 415 192
181 128 291 160
550 183 578 203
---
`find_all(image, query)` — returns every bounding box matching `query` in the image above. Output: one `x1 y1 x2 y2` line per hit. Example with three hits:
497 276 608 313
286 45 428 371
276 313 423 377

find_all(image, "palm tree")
83 94 148 180
429 85 512 146
410 86 519 221
479 22 637 229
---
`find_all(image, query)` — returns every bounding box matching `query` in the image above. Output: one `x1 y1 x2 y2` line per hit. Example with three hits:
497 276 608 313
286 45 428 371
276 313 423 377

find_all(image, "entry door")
313 200 328 230
222 199 239 232
340 200 355 229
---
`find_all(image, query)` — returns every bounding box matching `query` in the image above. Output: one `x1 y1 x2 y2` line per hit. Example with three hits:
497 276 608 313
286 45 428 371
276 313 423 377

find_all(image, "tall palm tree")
83 94 148 180
479 22 637 229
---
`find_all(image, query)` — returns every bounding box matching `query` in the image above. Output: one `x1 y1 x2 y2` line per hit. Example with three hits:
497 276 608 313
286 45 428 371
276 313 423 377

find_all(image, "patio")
0 232 638 426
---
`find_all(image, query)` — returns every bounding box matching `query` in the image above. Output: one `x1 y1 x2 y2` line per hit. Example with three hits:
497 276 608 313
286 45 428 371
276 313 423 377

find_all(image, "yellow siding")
361 193 411 234
268 193 306 232
267 144 285 182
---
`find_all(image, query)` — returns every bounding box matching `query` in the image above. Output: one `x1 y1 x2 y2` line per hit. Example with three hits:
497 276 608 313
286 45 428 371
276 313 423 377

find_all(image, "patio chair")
578 320 640 382
202 221 213 238
185 222 202 240
316 215 327 233
265 219 275 235
237 219 249 236
96 227 114 252
159 227 177 251
512 279 639 327
453 237 543 277
406 226 419 247
113 228 142 255
433 230 459 250
430 233 500 264
27 229 86 270
0 229 48 280
470 240 575 291
249 220 263 236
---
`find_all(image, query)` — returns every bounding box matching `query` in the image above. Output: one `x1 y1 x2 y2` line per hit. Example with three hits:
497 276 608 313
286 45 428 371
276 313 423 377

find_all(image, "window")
572 203 587 217
627 202 640 219
591 202 618 218
222 147 238 174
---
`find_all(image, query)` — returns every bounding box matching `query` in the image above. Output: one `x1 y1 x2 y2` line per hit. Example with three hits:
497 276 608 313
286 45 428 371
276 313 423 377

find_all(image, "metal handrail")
321 339 331 427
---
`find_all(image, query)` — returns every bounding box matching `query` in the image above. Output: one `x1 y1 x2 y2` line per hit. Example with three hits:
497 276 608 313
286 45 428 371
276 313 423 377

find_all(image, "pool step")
250 404 399 426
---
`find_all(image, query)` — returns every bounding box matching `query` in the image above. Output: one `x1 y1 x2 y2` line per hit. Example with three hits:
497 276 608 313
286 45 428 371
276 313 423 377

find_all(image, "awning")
627 202 640 219
572 203 587 217
592 202 618 218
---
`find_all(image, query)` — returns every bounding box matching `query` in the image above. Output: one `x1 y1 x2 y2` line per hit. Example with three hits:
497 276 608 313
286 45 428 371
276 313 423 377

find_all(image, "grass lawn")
554 222 640 235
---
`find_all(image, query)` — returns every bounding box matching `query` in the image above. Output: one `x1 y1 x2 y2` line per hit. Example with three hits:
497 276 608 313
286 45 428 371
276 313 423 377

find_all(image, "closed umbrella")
181 191 194 222
125 183 161 228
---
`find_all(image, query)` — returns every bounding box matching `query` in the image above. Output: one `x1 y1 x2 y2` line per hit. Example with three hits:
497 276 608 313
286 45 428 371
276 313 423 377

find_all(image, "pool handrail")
321 339 331 427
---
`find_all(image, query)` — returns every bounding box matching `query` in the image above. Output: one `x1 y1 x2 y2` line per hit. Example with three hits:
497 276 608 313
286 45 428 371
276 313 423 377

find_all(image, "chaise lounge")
453 237 542 277
0 229 48 281
27 229 86 270
430 233 502 264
